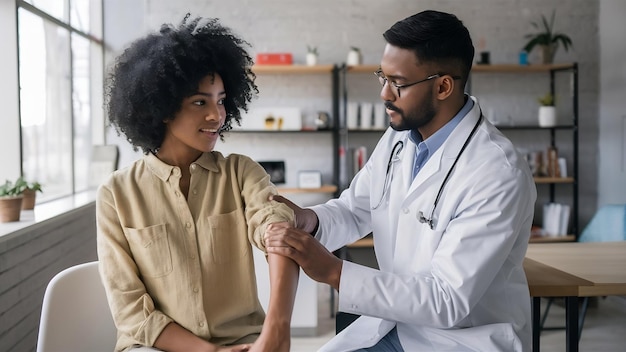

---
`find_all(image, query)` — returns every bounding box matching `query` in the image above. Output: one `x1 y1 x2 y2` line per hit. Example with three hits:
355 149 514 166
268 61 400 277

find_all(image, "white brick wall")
0 204 97 352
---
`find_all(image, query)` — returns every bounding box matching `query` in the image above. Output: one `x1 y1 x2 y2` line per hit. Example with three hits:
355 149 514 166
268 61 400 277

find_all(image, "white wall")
599 0 626 206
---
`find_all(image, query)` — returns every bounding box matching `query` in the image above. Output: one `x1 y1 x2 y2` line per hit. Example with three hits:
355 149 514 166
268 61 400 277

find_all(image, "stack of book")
542 202 571 236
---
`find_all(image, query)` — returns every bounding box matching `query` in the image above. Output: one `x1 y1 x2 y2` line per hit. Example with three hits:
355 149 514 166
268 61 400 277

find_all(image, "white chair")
37 261 116 352
89 145 120 188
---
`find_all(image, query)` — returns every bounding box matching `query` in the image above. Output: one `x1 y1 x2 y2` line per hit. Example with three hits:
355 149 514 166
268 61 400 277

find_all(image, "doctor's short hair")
105 14 258 154
383 10 475 87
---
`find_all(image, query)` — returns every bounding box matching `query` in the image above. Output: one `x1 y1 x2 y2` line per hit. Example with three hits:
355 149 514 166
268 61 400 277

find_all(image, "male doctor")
266 10 536 352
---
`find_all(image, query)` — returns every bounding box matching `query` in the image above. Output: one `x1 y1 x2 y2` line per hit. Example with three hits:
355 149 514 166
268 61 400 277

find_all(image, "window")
17 1 103 202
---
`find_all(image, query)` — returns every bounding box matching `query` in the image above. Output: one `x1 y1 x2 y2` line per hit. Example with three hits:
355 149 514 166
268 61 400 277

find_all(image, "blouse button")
199 322 205 327
192 189 198 195
186 222 192 228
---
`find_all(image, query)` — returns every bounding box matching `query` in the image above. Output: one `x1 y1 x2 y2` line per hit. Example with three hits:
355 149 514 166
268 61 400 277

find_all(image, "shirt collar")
409 94 474 156
146 152 220 182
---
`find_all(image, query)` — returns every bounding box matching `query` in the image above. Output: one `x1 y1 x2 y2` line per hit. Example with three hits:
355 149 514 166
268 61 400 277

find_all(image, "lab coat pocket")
124 223 172 278
201 209 249 264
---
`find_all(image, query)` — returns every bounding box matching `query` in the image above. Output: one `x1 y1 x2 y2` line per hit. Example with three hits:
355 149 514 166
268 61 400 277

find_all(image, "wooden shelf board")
229 129 333 133
529 235 576 243
496 124 576 130
345 128 386 133
346 63 575 74
346 64 379 73
472 63 576 72
277 185 337 194
253 64 335 74
534 177 575 184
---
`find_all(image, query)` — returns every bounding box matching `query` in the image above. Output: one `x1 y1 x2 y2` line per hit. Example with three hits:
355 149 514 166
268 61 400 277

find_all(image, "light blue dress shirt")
410 95 474 180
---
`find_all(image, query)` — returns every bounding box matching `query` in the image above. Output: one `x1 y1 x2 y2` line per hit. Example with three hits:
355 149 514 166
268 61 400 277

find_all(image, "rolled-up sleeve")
236 156 294 252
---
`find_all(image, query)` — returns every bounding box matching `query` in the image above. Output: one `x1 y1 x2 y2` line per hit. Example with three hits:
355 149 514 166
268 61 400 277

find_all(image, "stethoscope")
373 114 484 230
372 139 404 209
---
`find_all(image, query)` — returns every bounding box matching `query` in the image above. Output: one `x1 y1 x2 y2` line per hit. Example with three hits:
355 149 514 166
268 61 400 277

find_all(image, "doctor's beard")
386 92 436 132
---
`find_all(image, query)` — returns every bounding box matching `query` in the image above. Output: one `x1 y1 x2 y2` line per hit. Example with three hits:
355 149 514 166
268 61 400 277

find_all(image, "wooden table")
524 241 626 352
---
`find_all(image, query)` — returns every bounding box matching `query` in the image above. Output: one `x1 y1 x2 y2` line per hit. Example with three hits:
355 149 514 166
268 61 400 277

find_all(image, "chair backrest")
37 261 116 352
579 204 626 242
89 145 120 188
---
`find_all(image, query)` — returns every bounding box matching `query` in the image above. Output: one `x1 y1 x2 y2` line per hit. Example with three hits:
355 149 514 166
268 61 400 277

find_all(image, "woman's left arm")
237 156 299 352
251 245 299 352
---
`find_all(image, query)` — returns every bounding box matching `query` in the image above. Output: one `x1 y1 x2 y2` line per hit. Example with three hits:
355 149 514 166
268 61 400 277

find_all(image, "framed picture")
259 161 286 184
298 170 322 189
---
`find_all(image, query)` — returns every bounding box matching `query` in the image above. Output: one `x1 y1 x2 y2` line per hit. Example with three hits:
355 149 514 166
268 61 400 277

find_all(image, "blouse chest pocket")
199 209 249 264
124 223 172 278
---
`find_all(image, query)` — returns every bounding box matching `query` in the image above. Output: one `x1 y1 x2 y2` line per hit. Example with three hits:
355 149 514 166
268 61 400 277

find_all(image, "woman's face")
160 73 226 159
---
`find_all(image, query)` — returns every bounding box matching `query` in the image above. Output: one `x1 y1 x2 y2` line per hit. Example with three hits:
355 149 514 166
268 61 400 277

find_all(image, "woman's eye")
217 98 225 105
192 100 205 106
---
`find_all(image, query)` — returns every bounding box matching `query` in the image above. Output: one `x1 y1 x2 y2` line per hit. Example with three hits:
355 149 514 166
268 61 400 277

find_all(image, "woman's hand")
215 344 252 352
248 321 291 352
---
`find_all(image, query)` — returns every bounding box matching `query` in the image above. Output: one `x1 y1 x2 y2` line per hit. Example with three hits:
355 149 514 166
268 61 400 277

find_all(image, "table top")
526 241 626 296
524 258 593 297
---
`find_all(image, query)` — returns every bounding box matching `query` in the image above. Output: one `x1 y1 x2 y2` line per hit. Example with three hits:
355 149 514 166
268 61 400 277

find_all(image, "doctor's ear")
435 75 455 100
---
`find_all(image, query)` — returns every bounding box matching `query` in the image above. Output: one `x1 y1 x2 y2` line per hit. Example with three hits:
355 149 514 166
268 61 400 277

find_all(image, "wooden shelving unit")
529 235 576 243
252 64 335 74
249 64 341 196
471 63 579 239
534 177 575 184
472 63 576 73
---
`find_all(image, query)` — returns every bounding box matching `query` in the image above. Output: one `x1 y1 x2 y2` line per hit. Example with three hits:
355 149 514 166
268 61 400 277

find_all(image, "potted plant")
20 177 43 210
346 46 362 66
523 10 573 64
306 45 318 66
538 92 557 127
0 178 27 222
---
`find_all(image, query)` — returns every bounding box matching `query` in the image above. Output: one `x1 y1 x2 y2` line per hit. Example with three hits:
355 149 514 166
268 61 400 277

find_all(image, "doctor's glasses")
374 70 461 98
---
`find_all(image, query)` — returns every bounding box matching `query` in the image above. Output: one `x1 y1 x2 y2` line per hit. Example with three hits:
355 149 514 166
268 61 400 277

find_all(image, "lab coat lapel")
404 100 482 207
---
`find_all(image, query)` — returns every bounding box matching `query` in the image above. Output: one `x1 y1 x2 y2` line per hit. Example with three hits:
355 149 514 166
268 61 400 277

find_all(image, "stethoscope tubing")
371 113 484 229
372 140 404 209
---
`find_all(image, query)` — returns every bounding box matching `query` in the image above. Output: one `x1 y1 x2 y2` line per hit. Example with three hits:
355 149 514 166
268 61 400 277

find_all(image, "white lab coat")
311 96 536 352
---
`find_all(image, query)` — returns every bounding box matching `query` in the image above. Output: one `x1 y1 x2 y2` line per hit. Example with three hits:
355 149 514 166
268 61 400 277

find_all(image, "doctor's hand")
269 195 319 234
265 224 342 291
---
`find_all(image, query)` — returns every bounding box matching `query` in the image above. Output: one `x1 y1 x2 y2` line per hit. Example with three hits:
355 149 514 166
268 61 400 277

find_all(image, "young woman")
97 15 298 352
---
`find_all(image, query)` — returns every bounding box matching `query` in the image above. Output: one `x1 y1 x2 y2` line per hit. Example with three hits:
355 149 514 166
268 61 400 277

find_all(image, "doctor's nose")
380 82 396 102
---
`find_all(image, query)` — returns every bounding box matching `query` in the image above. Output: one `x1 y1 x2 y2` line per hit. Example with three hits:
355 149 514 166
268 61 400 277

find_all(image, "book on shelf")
340 146 368 187
542 202 570 236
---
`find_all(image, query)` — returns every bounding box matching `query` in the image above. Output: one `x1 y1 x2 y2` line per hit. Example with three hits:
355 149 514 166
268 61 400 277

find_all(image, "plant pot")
541 44 557 64
306 53 318 66
538 106 557 127
0 195 24 223
21 189 37 210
